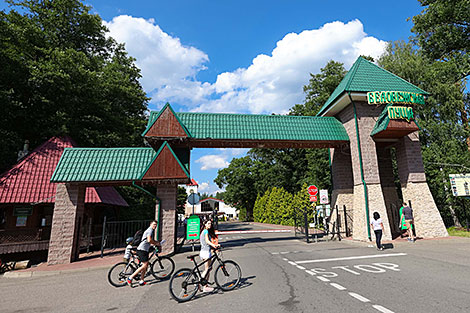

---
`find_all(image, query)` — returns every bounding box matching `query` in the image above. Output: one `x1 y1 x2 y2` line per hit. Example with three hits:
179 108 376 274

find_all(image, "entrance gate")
48 57 448 265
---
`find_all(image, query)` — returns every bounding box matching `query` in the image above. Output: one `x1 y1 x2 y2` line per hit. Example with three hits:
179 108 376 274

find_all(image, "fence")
100 217 153 257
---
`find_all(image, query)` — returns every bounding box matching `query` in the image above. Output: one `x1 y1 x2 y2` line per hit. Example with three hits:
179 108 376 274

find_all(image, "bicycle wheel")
151 256 175 280
169 268 199 302
214 260 241 291
107 262 135 287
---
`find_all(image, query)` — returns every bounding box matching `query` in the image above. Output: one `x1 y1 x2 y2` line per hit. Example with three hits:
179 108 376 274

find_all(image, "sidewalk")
2 249 125 278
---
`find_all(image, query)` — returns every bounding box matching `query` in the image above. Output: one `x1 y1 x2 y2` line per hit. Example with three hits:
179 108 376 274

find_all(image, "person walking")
401 202 415 242
199 219 219 292
371 212 384 251
127 220 161 287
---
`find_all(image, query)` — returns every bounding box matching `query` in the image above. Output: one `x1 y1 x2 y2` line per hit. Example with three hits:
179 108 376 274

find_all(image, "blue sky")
1 0 425 194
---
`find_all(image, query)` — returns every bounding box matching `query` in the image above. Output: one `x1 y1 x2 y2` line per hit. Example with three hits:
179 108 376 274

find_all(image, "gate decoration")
47 56 448 265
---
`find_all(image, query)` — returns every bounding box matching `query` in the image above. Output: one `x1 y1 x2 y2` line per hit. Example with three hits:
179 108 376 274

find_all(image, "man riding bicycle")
127 220 161 286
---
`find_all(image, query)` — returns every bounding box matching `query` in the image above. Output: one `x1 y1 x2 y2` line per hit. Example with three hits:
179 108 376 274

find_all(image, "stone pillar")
396 132 448 238
48 183 85 265
330 146 354 235
157 183 177 255
336 102 392 241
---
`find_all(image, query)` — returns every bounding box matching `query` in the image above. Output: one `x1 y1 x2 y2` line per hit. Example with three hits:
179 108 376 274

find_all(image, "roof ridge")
176 112 330 119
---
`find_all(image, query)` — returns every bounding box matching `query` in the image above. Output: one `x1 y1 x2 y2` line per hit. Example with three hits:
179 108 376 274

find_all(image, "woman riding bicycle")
200 219 219 292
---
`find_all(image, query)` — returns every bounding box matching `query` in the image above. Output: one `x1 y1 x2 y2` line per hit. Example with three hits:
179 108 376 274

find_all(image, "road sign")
310 195 317 202
308 185 318 196
319 189 329 204
188 193 200 205
186 215 200 240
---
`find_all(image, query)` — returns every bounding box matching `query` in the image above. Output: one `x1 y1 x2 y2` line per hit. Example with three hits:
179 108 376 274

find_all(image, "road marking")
316 276 330 282
330 283 346 290
295 253 407 264
296 265 305 270
288 261 297 266
305 270 315 276
372 305 395 313
282 258 288 261
348 292 370 302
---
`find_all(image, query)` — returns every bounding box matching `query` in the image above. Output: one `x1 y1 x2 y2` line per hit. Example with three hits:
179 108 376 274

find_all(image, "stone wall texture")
157 183 177 254
48 184 85 265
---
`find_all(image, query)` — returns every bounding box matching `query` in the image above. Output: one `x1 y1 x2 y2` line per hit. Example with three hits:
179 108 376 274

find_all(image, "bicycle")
107 245 175 287
0 258 15 274
169 247 241 302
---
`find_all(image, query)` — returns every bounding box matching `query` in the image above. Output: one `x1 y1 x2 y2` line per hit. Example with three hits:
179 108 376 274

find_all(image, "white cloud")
105 17 386 114
198 182 210 192
104 15 210 107
196 154 229 171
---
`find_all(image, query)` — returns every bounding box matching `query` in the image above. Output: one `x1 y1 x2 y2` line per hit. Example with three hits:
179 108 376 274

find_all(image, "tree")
0 0 149 172
177 186 187 215
412 0 470 80
378 41 469 227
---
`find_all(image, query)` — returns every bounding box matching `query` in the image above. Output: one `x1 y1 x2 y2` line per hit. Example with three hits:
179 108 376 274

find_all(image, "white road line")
296 265 305 270
330 283 346 290
282 258 288 261
316 276 330 282
295 253 407 264
305 270 315 276
348 292 370 303
372 305 395 313
280 252 289 254
288 261 297 266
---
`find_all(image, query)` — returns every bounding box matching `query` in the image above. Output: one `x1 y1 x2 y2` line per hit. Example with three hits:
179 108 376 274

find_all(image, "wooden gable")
373 119 420 139
141 144 189 180
145 105 188 138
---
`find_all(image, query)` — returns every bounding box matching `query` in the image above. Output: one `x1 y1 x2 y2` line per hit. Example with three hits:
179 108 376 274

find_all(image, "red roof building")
0 137 128 256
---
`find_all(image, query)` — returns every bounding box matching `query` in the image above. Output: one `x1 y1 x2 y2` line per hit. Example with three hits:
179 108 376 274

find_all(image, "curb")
2 264 111 279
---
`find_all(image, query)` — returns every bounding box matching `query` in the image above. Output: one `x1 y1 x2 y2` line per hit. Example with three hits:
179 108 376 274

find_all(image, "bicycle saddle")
186 254 199 260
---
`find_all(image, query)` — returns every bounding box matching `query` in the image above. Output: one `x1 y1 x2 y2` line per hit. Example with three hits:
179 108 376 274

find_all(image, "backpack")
130 229 144 247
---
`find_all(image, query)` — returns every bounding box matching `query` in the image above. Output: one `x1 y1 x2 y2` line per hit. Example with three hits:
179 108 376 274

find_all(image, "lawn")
447 227 470 238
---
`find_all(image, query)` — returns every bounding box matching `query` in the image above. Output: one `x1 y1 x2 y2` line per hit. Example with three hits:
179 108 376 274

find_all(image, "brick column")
336 102 392 241
157 183 177 255
396 132 448 238
48 183 85 265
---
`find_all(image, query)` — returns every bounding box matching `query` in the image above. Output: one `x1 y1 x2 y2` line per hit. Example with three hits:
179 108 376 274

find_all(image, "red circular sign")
307 185 318 196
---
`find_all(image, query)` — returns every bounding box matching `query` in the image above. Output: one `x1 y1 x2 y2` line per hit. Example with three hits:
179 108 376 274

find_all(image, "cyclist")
127 220 161 286
199 219 219 292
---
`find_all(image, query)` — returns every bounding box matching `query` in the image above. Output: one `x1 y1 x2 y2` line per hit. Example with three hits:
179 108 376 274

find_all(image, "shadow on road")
188 275 256 302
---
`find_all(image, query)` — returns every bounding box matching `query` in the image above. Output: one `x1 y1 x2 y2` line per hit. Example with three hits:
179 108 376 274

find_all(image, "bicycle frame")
188 249 225 284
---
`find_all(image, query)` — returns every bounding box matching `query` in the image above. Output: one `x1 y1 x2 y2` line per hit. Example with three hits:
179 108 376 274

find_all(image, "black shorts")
137 249 149 262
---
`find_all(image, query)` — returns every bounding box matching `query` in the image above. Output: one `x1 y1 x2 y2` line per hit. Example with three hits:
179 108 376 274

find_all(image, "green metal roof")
145 110 349 141
50 147 156 183
317 57 429 116
370 105 393 136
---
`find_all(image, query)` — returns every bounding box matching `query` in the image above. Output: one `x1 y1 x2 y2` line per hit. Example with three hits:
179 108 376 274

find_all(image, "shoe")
202 286 214 293
126 278 132 286
138 280 146 286
406 238 412 242
380 247 384 251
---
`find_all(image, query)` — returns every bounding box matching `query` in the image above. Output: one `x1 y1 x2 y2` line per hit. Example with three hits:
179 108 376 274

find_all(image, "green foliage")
0 0 149 173
177 187 187 215
412 0 470 79
117 186 156 221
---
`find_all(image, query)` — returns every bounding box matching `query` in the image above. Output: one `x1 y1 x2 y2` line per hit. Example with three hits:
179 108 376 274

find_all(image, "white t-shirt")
371 218 383 231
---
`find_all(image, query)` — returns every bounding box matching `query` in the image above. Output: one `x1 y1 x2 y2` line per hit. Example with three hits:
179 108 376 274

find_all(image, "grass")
447 227 470 238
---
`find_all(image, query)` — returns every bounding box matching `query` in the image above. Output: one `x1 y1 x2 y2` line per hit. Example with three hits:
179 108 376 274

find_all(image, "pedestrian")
399 205 411 238
401 202 415 242
371 212 384 251
199 219 219 292
127 220 161 287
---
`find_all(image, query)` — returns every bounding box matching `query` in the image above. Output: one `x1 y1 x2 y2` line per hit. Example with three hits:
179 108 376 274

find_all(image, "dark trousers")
374 229 383 249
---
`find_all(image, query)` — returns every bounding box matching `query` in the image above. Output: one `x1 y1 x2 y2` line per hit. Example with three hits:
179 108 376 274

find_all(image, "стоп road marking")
316 276 330 282
295 253 407 264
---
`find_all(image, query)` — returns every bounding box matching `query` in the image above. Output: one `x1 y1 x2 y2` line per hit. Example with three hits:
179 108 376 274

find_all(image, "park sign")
367 91 425 106
449 174 470 197
186 214 201 240
387 106 414 122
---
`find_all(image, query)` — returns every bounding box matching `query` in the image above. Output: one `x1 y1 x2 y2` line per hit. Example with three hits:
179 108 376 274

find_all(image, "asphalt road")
1 222 469 313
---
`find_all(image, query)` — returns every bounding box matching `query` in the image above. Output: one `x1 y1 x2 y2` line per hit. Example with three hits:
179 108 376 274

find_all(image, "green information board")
186 215 200 240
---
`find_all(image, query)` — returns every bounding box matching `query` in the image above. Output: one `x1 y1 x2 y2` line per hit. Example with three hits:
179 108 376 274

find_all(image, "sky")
1 0 425 195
